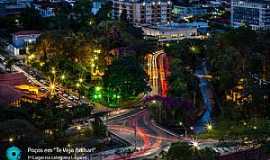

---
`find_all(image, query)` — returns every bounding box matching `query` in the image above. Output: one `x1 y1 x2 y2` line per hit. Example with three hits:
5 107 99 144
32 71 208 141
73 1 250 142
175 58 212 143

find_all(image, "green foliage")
0 119 41 145
103 56 150 100
95 1 112 23
166 142 193 160
199 117 270 142
164 142 216 160
72 104 93 119
92 118 107 138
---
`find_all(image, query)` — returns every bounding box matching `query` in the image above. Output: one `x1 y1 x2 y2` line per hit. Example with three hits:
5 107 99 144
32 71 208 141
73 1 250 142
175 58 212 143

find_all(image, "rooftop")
145 22 208 31
14 30 41 36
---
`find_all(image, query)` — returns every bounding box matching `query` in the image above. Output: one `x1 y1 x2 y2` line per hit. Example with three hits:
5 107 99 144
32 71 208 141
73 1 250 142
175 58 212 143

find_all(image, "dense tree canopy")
103 56 150 99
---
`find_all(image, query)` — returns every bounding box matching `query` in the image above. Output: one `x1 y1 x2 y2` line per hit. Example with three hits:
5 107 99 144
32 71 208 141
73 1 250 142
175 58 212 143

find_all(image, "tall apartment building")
231 0 270 30
112 0 172 25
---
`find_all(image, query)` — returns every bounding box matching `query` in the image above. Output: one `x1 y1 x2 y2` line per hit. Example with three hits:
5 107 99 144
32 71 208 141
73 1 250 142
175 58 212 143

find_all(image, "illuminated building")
0 72 47 106
112 0 172 25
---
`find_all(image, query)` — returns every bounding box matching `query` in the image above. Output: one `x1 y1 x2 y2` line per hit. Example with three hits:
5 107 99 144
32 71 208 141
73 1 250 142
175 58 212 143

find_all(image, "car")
68 96 74 100
40 87 47 91
73 96 79 100
56 105 63 108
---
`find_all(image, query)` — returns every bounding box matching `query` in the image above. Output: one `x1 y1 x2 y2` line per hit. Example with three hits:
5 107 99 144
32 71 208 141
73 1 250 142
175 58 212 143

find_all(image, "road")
147 50 168 96
92 108 218 160
101 109 180 160
0 54 87 109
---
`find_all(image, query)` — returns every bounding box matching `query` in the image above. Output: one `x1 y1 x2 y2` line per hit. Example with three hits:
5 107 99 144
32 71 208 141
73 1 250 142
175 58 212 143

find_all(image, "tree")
72 104 93 119
0 119 41 145
165 142 193 160
5 58 18 72
35 32 56 62
164 142 217 160
95 1 112 24
20 7 43 29
103 56 150 100
92 118 107 138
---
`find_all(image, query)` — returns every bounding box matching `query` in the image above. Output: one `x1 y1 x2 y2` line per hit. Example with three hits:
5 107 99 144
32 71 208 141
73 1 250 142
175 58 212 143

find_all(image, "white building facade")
142 22 208 41
231 0 270 30
6 31 41 56
112 0 172 25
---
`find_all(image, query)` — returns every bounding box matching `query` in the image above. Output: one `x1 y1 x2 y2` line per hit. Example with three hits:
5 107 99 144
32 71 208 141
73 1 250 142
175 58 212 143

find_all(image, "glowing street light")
39 62 45 67
50 84 55 90
152 100 156 104
191 141 199 149
206 123 213 131
28 54 35 60
9 137 14 142
77 126 81 131
61 74 65 80
51 67 56 74
190 46 197 52
79 78 83 83
94 49 101 54
76 83 80 88
95 86 102 91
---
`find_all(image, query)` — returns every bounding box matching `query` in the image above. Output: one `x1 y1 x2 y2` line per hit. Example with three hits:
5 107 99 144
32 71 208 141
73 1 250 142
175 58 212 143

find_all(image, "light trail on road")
146 50 169 96
104 109 178 160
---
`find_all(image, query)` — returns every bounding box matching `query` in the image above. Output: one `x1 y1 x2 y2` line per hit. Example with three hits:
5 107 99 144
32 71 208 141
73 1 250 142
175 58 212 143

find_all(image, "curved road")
104 109 179 160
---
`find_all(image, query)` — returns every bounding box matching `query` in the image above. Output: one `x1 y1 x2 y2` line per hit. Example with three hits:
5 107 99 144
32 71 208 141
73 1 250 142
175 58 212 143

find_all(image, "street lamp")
95 86 102 91
49 84 55 95
61 74 65 80
9 137 14 143
191 140 200 150
206 123 213 131
79 78 83 83
77 126 81 131
39 62 45 67
51 67 56 75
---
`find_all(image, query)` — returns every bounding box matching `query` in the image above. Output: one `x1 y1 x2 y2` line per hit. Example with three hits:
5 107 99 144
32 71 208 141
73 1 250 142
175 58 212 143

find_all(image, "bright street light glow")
61 74 65 80
50 84 55 90
191 141 199 149
190 46 196 52
51 67 56 74
76 83 80 88
95 86 102 91
9 138 14 142
39 62 45 67
77 126 81 130
79 78 83 83
206 123 213 131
